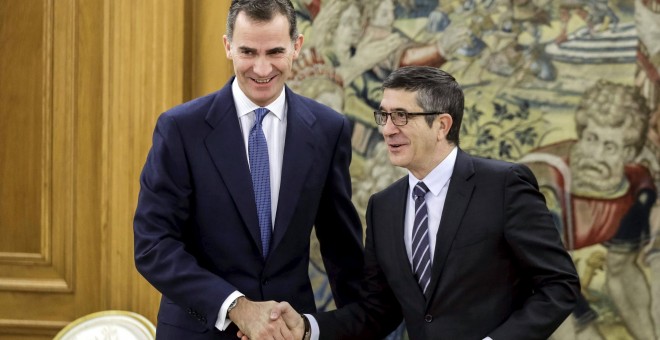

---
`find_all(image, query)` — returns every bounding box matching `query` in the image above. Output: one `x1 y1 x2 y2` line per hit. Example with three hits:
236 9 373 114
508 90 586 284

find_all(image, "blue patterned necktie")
412 182 432 295
249 108 272 258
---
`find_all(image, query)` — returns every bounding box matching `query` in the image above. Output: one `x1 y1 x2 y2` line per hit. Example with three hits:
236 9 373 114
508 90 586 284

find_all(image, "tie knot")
413 182 429 200
254 108 269 124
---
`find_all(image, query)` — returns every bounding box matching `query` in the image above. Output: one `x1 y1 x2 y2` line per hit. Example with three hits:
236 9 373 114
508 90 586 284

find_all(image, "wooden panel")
0 0 46 257
101 0 192 322
0 0 237 338
99 0 234 322
0 319 67 338
0 0 74 296
0 0 102 338
71 0 106 319
191 0 233 98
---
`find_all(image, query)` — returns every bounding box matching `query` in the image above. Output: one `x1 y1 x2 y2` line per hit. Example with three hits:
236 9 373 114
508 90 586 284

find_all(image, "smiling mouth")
253 76 275 84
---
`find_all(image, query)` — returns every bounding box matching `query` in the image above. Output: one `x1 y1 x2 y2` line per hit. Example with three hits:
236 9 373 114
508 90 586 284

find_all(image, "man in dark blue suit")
264 66 579 339
133 1 363 339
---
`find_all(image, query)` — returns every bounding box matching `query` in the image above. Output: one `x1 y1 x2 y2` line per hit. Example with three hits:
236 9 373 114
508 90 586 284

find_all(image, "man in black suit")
133 1 363 339
264 66 579 340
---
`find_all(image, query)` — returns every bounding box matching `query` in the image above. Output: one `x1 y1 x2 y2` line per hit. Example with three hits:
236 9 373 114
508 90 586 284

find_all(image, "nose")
592 142 605 158
253 56 273 77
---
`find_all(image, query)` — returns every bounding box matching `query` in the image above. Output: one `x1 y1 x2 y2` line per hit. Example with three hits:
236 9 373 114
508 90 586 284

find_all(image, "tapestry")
291 0 660 339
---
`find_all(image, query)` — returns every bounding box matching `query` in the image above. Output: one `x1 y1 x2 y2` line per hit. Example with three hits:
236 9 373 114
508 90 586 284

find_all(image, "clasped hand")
231 298 304 340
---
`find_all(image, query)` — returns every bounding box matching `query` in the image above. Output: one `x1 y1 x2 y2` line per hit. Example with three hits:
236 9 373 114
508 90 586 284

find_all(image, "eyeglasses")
373 110 442 126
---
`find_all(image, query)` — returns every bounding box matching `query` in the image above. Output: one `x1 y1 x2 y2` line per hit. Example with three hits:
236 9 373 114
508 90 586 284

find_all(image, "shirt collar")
232 78 286 121
408 146 458 197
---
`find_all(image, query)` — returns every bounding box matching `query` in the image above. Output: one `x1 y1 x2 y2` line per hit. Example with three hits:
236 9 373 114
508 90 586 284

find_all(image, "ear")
292 34 304 59
436 114 453 141
223 35 232 59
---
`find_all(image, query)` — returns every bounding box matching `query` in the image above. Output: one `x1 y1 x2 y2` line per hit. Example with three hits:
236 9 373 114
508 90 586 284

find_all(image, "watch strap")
301 314 311 340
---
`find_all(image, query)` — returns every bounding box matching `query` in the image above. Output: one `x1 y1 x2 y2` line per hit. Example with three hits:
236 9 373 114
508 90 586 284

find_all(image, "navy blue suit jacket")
315 149 579 339
134 79 364 339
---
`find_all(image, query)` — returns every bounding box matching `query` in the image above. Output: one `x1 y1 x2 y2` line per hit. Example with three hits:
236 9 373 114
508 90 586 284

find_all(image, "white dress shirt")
404 147 456 264
216 79 288 331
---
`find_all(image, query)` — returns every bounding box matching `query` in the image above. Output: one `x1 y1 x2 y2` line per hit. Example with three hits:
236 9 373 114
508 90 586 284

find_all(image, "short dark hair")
226 0 299 42
382 66 464 146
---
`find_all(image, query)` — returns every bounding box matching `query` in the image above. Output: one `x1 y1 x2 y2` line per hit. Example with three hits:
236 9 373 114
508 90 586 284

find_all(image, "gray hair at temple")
226 0 299 42
382 66 464 146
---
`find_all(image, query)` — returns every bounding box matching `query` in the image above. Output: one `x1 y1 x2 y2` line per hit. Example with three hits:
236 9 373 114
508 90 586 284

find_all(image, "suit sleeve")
133 114 235 329
313 115 365 307
490 164 580 339
315 195 404 340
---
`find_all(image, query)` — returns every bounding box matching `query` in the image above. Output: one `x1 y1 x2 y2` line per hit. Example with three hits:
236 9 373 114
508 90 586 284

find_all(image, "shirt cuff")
305 314 320 340
215 291 245 331
483 337 493 340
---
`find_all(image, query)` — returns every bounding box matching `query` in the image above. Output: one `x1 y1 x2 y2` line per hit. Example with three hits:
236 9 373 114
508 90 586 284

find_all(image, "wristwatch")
227 297 239 315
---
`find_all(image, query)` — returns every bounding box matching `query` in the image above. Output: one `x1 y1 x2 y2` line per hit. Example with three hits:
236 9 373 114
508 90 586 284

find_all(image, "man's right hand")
236 301 305 340
269 302 305 338
228 297 295 340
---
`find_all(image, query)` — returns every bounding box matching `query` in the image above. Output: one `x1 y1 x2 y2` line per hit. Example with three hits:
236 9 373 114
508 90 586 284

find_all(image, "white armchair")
54 310 156 340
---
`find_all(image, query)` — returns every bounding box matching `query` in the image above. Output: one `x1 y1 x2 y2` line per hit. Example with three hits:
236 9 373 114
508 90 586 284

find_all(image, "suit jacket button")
262 279 269 286
424 315 433 323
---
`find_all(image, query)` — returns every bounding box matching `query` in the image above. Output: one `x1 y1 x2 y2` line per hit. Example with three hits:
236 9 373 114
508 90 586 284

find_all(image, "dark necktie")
412 182 432 294
249 108 271 258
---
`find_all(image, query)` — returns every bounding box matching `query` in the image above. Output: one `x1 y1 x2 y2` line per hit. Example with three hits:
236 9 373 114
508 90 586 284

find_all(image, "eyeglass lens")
375 111 408 126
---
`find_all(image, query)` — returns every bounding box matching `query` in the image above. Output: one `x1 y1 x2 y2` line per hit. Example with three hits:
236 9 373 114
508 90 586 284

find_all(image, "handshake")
230 298 309 340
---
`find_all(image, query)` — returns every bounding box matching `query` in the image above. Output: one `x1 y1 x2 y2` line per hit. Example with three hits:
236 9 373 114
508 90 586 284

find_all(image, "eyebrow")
237 46 286 54
378 107 410 112
238 46 257 53
266 47 286 54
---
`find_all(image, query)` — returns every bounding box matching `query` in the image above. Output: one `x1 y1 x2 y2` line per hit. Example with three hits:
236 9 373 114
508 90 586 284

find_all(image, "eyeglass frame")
373 110 443 126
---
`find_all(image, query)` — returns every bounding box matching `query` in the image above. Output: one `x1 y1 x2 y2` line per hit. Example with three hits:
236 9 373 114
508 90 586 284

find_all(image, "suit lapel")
270 89 316 252
426 149 475 303
204 80 262 254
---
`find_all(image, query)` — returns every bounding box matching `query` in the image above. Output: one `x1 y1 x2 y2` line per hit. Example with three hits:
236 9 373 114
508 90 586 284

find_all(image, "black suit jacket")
133 78 364 339
316 149 579 340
